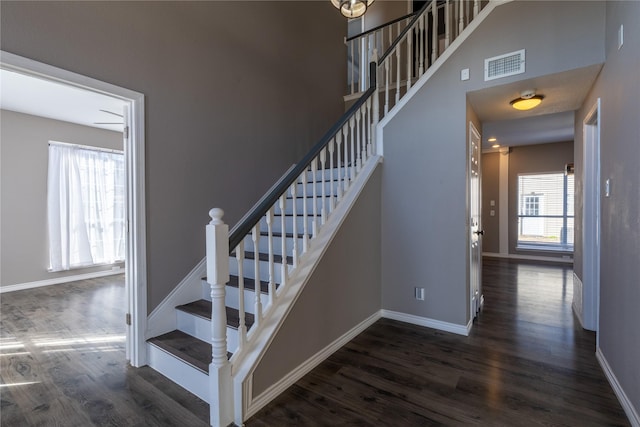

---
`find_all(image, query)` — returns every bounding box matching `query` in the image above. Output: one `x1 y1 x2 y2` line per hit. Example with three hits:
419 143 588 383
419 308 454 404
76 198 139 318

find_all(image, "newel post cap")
209 208 225 225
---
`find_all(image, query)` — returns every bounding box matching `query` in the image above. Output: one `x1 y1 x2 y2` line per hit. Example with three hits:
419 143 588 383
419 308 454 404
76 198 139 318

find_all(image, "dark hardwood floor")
1 260 630 426
0 275 209 427
246 258 630 426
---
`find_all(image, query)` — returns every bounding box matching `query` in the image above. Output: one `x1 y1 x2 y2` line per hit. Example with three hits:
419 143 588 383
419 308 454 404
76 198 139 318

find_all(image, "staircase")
144 1 494 425
146 170 341 404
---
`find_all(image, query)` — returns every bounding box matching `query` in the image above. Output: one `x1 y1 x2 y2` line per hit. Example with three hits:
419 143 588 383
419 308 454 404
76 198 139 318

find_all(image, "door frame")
1 51 148 367
468 121 482 321
582 98 601 334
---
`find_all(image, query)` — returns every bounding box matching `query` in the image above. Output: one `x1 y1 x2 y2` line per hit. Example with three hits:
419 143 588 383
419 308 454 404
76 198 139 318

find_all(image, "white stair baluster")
384 59 390 115
355 113 361 173
251 225 262 324
395 47 401 104
289 183 298 267
445 0 450 49
342 125 349 194
349 117 356 182
458 0 464 34
419 14 425 76
278 195 288 286
366 98 373 158
328 138 336 213
266 207 276 304
320 148 327 225
474 0 479 18
336 132 343 201
407 26 413 90
310 158 318 238
235 241 246 349
432 1 438 64
301 170 309 253
350 38 355 95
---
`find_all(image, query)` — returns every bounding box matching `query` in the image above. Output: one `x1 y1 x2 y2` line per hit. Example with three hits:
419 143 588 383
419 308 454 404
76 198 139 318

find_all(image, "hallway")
246 258 629 425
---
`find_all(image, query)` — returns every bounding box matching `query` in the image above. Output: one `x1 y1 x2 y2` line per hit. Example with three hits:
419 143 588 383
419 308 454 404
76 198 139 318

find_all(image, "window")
517 172 574 251
47 142 125 271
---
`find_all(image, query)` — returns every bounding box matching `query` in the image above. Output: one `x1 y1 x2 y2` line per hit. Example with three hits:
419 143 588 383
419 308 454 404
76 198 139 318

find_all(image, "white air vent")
484 49 525 81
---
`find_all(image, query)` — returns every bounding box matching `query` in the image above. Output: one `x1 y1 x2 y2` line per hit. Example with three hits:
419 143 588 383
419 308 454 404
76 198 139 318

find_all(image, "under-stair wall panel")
381 1 606 327
251 165 382 401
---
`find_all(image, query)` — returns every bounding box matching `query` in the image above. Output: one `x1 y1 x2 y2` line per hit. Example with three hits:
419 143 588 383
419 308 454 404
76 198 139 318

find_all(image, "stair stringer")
376 0 513 157
229 155 382 425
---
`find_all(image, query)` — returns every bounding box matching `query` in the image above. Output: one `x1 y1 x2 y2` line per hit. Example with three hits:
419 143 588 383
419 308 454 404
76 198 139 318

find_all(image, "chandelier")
331 0 375 19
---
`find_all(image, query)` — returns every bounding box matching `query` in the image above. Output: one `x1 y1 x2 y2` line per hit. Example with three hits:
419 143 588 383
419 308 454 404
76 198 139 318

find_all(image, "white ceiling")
0 69 126 132
467 64 602 150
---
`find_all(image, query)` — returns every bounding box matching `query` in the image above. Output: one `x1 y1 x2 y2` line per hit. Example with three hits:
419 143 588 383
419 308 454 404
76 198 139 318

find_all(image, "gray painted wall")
481 152 500 254
574 0 640 415
0 110 123 286
1 1 347 311
252 166 382 397
381 1 605 327
507 141 574 259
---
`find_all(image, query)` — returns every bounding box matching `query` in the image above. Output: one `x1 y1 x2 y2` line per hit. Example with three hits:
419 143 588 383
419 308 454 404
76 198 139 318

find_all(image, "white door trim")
468 121 482 321
582 98 600 334
1 51 148 367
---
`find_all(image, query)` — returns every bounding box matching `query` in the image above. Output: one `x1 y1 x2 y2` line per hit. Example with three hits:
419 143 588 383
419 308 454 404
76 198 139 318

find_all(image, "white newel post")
206 208 233 427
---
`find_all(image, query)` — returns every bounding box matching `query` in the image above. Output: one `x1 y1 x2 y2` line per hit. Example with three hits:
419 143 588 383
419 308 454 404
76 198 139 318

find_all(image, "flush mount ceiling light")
331 0 374 19
510 90 544 111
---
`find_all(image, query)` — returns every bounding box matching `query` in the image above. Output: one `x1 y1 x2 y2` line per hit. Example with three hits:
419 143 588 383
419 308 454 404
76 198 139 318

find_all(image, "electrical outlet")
415 287 425 301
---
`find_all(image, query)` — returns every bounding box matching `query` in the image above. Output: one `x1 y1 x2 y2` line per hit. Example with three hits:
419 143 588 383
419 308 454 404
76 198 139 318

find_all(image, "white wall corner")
572 272 585 329
596 347 640 427
381 309 470 336
146 257 207 339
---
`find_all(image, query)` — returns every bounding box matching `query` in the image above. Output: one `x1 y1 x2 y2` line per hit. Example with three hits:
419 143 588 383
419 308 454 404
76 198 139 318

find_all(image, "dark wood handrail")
345 12 417 43
228 62 378 252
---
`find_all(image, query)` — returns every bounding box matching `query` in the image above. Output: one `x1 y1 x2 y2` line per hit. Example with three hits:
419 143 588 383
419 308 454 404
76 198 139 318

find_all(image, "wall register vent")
484 49 525 81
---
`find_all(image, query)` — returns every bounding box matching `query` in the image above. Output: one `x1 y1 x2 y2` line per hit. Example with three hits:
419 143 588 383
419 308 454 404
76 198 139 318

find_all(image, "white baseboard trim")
381 309 470 336
0 268 124 293
146 258 206 340
483 252 573 264
596 347 640 427
245 310 382 419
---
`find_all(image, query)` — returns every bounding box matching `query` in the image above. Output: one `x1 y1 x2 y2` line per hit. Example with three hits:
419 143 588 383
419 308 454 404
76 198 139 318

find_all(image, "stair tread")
176 299 255 329
148 330 214 374
243 251 293 265
259 231 309 239
228 275 272 294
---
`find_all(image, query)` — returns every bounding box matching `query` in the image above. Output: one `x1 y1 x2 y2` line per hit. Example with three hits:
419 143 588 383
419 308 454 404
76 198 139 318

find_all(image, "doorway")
581 98 601 334
0 51 148 367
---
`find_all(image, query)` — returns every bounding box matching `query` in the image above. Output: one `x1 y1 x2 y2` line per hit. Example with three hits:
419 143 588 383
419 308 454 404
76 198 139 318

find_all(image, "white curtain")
48 143 125 271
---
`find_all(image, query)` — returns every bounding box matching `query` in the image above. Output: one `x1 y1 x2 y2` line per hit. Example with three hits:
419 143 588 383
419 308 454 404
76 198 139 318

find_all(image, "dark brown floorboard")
1 260 631 426
246 258 630 426
0 275 209 426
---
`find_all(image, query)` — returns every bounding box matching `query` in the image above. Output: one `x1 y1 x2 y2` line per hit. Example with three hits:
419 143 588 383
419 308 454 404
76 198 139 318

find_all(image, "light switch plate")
461 68 470 81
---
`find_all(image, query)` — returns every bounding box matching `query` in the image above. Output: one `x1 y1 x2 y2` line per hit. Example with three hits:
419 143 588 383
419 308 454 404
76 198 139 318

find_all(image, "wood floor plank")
246 258 631 426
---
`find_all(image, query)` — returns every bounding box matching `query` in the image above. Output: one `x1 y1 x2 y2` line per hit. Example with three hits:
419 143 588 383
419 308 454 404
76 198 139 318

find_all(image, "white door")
469 122 483 319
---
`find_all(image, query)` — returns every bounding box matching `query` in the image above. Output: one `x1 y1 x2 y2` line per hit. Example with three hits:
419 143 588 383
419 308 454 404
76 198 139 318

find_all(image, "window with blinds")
517 172 574 251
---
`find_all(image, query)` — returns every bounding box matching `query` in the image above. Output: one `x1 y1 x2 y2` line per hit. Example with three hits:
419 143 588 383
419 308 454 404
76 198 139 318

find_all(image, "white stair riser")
242 234 303 256
147 343 210 403
229 257 285 283
176 310 240 354
225 285 269 314
260 215 318 234
296 180 342 196
274 197 333 215
301 168 342 182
